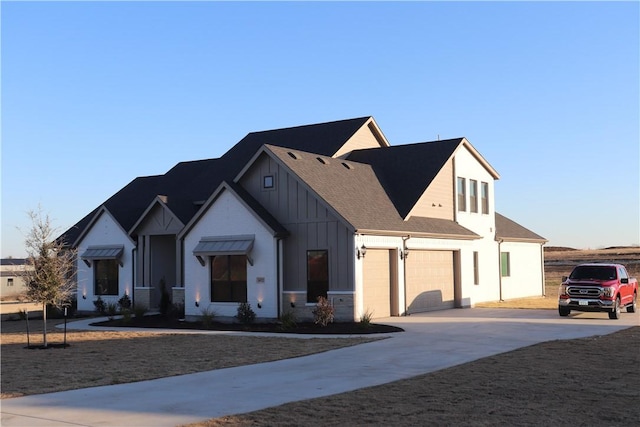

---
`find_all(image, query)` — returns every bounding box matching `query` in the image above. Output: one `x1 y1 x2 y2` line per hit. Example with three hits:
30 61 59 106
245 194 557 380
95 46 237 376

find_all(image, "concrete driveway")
2 308 638 427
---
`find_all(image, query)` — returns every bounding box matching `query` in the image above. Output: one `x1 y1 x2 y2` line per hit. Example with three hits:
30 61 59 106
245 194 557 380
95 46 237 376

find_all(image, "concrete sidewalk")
2 308 638 427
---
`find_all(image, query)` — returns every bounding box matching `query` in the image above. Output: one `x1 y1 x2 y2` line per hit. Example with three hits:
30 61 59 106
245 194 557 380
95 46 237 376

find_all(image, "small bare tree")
21 207 77 347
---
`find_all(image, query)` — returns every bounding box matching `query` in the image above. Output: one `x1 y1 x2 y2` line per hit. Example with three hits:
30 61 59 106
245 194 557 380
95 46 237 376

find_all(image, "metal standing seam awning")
193 235 255 266
80 245 125 267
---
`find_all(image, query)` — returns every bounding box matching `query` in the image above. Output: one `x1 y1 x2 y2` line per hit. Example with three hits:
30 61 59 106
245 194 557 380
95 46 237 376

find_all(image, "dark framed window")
94 259 119 295
481 182 489 214
457 177 466 212
7 278 14 287
307 250 328 303
263 175 274 190
211 255 247 302
500 252 510 277
473 251 479 285
470 180 478 213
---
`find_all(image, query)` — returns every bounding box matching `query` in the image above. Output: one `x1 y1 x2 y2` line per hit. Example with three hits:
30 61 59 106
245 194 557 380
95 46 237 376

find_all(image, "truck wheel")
558 306 570 317
608 297 621 320
627 292 637 313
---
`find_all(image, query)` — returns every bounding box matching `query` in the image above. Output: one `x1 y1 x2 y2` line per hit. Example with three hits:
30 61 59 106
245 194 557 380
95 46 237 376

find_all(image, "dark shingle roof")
265 145 478 239
495 212 547 242
59 117 371 245
347 139 462 218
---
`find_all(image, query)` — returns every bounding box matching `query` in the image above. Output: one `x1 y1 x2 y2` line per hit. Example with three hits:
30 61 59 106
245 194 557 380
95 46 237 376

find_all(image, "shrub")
133 303 148 319
359 309 373 328
159 280 171 316
118 294 132 311
106 302 118 320
236 302 256 325
312 296 334 327
93 296 106 314
200 308 216 328
279 310 297 330
121 308 132 324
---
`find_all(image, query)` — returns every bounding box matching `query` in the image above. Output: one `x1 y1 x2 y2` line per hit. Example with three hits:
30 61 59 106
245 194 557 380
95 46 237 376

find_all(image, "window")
307 250 328 303
94 259 119 295
481 182 489 214
457 177 466 212
263 175 274 190
470 180 478 213
500 252 510 277
7 278 14 287
211 255 247 302
473 252 479 285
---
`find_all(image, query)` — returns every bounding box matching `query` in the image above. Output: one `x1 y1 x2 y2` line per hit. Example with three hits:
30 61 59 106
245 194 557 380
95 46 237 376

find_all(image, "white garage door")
406 250 455 313
363 249 391 318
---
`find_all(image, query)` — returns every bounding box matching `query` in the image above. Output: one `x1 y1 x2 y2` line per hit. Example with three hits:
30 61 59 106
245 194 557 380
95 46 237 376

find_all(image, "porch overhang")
80 245 124 267
193 235 255 266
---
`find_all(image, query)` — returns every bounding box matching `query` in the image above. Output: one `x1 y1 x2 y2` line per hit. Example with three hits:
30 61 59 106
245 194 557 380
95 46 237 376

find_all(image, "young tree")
21 207 77 347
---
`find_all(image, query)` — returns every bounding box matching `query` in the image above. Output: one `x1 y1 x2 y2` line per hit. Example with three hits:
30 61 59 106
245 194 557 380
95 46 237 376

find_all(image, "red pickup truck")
558 263 637 319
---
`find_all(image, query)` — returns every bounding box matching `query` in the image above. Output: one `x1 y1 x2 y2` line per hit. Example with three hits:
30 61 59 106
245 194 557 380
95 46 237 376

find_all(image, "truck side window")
618 267 628 280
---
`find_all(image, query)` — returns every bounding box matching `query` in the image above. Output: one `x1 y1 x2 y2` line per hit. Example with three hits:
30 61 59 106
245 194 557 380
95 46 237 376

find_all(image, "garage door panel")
406 250 454 313
363 249 390 318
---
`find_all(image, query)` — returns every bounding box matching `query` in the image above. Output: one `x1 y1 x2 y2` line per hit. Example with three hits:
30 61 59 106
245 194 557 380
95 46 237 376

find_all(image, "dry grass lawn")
0 320 376 399
194 326 639 426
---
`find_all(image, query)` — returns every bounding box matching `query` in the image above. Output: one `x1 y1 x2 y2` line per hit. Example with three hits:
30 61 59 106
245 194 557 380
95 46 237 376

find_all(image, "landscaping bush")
133 303 148 319
169 302 185 319
118 294 132 311
359 309 373 328
279 310 297 330
93 296 106 314
236 302 256 325
313 296 334 327
106 302 118 320
200 308 216 328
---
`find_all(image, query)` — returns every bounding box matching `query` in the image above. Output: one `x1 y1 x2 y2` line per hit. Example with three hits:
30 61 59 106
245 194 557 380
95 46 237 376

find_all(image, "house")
1 258 30 300
60 117 546 321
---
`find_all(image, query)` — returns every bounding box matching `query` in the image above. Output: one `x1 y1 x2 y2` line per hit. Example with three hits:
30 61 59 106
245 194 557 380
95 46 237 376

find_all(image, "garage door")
363 249 391 318
406 250 455 313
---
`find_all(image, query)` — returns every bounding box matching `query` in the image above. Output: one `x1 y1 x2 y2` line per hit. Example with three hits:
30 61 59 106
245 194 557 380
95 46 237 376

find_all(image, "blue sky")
2 1 638 257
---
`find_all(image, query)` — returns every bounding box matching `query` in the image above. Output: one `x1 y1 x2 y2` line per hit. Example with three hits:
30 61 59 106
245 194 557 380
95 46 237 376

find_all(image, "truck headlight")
559 285 568 296
602 287 615 298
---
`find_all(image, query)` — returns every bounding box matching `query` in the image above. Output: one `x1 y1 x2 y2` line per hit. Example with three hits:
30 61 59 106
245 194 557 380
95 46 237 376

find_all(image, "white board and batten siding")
75 211 135 312
182 189 278 319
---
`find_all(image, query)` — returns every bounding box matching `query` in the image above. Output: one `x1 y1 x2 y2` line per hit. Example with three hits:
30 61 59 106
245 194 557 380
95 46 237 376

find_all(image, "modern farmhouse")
60 117 546 321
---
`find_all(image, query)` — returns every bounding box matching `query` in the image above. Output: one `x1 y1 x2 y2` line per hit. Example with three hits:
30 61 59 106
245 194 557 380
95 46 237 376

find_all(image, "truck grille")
567 287 601 298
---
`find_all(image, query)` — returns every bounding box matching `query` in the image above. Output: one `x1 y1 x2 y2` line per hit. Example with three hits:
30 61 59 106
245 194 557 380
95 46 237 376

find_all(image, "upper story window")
7 278 14 287
481 182 489 214
262 175 275 190
457 177 466 212
470 180 478 213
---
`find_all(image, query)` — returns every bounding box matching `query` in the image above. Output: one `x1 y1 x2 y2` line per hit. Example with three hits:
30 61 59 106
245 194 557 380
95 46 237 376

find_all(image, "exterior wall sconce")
356 244 367 259
82 295 87 300
195 300 200 307
257 302 262 309
400 249 410 260
290 301 295 308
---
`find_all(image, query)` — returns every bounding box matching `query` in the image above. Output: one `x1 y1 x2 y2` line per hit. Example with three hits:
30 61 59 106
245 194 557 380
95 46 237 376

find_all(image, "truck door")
618 267 631 304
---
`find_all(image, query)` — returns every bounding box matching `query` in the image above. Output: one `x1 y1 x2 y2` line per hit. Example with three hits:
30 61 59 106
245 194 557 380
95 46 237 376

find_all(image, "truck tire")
608 297 621 320
627 292 637 313
558 306 570 317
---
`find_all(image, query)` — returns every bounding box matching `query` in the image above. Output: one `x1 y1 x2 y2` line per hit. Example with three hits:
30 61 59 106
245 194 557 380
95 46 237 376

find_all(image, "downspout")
402 235 411 315
276 237 283 319
131 246 136 307
540 243 546 297
497 238 503 301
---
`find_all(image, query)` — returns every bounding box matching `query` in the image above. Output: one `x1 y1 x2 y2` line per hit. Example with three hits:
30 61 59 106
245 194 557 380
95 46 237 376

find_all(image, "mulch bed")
92 314 404 334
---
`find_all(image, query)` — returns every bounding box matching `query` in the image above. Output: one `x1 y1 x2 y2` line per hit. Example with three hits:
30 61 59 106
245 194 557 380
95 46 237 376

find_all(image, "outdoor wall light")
195 301 200 307
257 302 262 309
290 301 295 308
82 295 87 300
356 244 367 259
400 249 410 260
